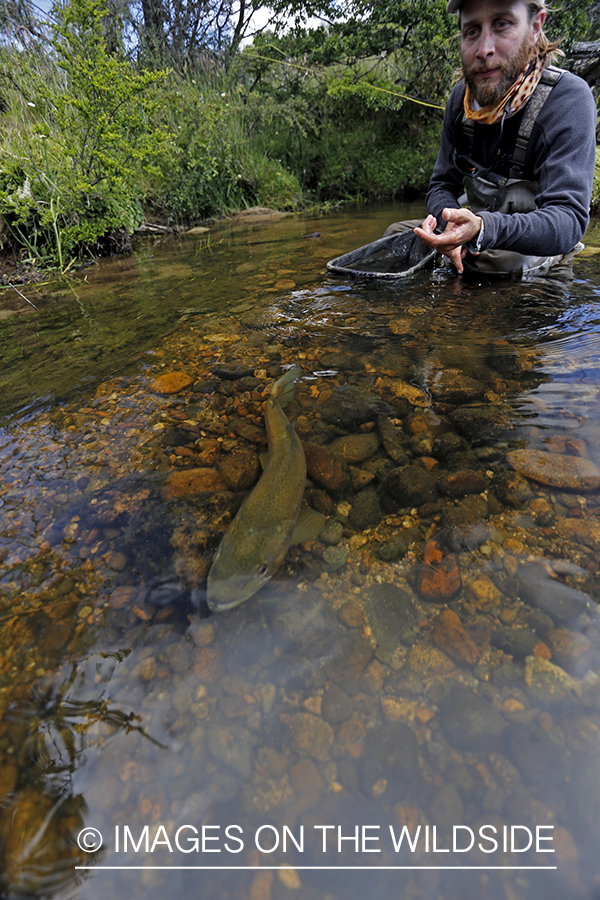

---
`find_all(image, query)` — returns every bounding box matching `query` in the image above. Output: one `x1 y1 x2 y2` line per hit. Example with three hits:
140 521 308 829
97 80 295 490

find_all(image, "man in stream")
411 0 597 276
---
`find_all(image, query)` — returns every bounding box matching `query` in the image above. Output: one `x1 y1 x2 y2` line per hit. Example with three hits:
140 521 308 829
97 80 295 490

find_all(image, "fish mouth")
206 575 268 612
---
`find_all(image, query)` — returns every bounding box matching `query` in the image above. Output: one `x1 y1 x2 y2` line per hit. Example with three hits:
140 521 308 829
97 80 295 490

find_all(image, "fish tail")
271 365 302 407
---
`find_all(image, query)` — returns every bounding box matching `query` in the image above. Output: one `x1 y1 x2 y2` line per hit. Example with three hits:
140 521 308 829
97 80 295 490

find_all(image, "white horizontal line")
75 865 558 871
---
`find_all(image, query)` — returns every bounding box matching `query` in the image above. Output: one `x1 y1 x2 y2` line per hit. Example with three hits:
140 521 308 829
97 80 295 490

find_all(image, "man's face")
460 0 545 107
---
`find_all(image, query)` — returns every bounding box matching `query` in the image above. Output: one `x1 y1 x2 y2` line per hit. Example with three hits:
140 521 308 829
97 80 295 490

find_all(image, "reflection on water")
2 204 600 899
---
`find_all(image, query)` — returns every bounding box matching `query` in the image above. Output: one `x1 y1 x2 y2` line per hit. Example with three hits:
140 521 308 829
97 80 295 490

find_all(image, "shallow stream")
2 203 600 900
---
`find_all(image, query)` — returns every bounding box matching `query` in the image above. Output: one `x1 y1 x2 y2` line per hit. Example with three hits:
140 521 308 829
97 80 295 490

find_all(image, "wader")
386 65 583 276
461 65 582 275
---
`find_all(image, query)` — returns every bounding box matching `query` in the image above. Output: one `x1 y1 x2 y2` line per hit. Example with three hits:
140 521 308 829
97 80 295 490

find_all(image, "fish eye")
258 564 269 577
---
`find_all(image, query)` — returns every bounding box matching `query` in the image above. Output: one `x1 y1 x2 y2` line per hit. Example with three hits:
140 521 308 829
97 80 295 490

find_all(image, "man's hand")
414 208 483 274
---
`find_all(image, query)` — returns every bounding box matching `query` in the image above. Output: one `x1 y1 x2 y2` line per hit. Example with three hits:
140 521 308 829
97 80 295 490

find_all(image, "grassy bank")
0 0 596 275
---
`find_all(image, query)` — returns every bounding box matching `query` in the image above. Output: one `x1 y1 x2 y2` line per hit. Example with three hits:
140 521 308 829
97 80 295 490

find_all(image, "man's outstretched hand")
414 208 483 274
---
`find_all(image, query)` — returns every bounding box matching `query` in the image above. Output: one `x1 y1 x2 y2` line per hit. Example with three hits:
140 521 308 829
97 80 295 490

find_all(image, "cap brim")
446 0 462 11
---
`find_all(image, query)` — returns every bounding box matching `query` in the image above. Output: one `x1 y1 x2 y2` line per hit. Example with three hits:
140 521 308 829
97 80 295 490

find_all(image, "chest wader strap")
461 64 564 178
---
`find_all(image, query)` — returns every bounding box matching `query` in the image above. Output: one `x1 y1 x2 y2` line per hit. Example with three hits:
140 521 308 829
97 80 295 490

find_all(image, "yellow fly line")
243 50 446 111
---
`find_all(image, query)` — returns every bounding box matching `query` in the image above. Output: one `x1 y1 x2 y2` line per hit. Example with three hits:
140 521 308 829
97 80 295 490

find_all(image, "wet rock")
508 722 568 787
337 714 367 759
196 438 221 466
192 379 218 394
464 573 505 613
432 432 467 461
438 469 489 498
518 563 596 623
451 404 513 443
322 544 349 573
365 582 418 661
233 420 266 445
375 535 407 562
291 758 325 793
405 643 456 681
347 487 382 531
439 683 506 750
556 516 600 552
325 631 374 682
212 359 256 380
381 465 436 509
207 724 254 777
361 722 420 799
548 628 594 675
304 442 345 493
490 625 539 660
319 350 355 370
563 714 600 757
441 496 490 551
524 656 582 703
506 449 600 492
328 432 380 463
431 369 485 404
381 379 429 408
432 609 480 666
166 641 191 674
318 386 394 428
162 467 227 499
429 784 464 829
493 470 534 508
269 591 345 662
149 371 194 394
416 539 462 603
288 712 334 761
217 446 260 491
319 518 344 545
322 685 354 724
377 415 410 465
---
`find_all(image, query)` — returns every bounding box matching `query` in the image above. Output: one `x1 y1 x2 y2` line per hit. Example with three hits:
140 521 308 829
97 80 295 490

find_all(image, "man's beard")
463 36 534 107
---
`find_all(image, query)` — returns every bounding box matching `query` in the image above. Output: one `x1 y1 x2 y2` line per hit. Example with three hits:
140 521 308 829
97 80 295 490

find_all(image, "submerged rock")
439 683 506 750
149 371 194 394
518 563 596 624
416 539 462 602
506 449 600 492
451 404 513 442
432 609 480 666
328 432 380 463
318 386 394 428
365 582 418 660
304 442 345 493
347 487 382 531
430 369 485 404
288 713 334 761
381 465 436 509
377 415 410 465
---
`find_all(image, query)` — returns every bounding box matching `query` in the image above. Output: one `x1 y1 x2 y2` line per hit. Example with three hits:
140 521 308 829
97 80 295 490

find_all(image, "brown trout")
206 366 324 611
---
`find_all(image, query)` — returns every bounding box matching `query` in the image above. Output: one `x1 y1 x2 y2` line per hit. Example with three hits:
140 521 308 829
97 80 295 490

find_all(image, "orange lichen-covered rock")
149 371 194 394
417 539 462 602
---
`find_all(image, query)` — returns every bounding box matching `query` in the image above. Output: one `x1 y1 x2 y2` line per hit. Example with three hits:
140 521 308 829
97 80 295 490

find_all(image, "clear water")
1 204 600 900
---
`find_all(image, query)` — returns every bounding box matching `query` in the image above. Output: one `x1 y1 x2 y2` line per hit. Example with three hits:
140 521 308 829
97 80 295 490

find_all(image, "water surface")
1 204 600 900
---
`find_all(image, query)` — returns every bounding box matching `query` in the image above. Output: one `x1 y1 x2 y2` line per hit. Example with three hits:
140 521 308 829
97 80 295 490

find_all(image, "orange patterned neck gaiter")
463 54 547 124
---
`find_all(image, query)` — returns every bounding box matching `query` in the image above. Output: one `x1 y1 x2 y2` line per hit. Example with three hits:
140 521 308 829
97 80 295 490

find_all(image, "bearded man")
413 0 597 275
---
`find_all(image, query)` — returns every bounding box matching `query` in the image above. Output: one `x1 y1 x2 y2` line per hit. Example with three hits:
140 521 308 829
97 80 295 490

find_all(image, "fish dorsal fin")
291 508 326 544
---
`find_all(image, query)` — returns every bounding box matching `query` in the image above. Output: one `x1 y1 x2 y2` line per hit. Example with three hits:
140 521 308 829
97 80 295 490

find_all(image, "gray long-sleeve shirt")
426 69 597 256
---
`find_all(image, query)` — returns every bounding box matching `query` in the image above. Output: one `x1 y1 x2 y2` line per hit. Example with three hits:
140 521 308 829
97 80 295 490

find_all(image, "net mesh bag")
327 231 436 279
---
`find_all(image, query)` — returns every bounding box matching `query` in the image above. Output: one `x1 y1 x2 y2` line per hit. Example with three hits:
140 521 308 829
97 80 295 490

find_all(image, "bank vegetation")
0 0 597 270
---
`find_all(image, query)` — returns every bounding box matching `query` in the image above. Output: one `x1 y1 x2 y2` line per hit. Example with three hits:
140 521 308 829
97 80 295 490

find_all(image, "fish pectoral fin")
291 508 327 544
259 451 268 470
